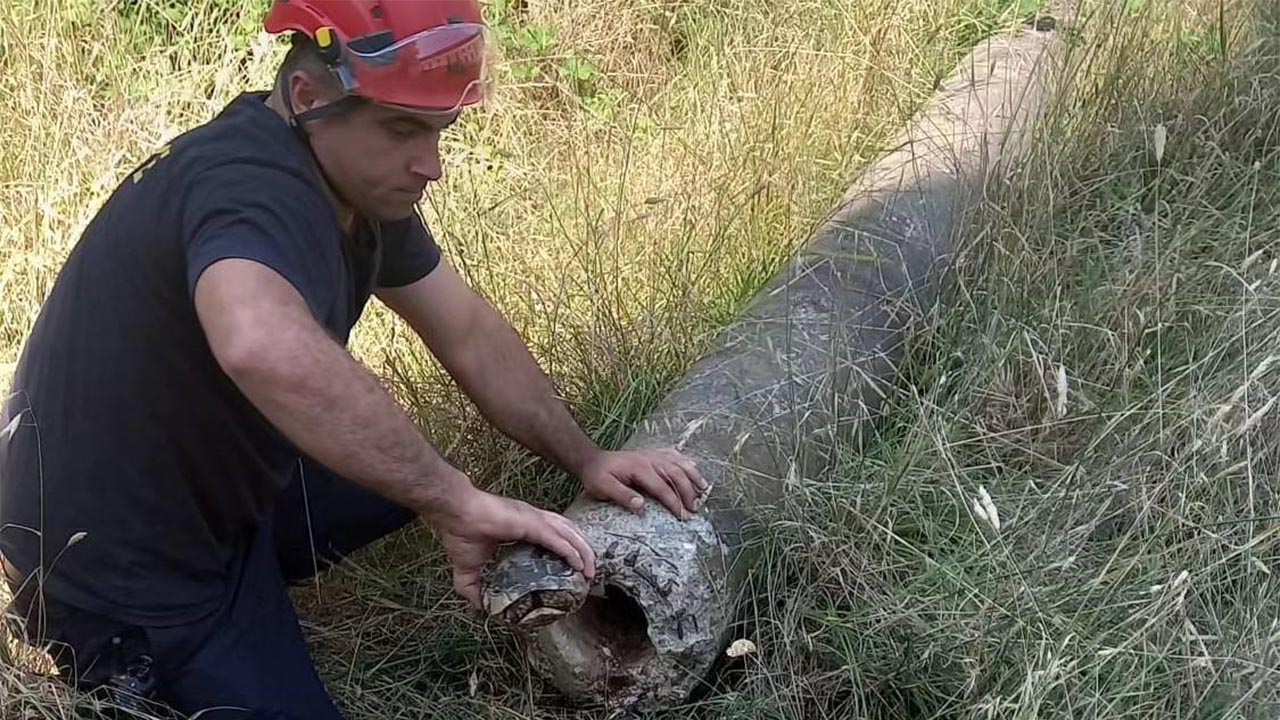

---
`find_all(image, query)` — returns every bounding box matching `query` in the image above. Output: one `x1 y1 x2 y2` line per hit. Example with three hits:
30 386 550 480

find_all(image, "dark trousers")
5 459 416 719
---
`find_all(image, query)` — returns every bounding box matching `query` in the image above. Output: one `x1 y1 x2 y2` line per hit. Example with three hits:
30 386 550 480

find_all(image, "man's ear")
289 70 330 114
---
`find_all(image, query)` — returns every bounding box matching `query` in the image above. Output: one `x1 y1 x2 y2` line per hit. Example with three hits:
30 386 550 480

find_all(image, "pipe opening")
550 583 655 688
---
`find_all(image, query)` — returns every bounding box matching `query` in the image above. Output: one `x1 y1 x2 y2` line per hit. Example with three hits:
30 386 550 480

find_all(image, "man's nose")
410 135 443 182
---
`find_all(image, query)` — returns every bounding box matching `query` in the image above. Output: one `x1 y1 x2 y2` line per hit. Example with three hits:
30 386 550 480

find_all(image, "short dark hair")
275 34 344 98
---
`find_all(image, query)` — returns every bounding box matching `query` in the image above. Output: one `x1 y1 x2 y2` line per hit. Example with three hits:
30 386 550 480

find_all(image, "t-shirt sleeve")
376 210 443 288
182 163 340 320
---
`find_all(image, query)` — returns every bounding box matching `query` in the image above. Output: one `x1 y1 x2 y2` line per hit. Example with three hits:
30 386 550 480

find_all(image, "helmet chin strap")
276 62 363 226
287 93 365 127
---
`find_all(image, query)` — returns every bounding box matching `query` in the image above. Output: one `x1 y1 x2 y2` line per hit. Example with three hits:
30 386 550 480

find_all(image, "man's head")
272 38 457 222
262 0 487 222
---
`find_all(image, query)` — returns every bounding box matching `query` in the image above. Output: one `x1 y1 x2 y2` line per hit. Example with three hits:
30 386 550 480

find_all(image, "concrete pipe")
482 17 1067 711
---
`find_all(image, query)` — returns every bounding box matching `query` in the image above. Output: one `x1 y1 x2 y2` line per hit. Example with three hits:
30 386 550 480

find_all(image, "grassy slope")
5 0 1279 718
727 2 1280 718
302 2 1280 719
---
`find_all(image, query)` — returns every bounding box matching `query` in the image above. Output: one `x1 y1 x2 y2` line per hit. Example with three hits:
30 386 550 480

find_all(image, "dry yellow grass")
0 0 1029 480
0 0 1018 384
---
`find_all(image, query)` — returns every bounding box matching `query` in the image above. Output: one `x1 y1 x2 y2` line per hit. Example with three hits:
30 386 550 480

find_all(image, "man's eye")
387 124 418 139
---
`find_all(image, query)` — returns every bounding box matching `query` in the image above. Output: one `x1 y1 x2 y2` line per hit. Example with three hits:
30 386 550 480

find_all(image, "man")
0 1 704 717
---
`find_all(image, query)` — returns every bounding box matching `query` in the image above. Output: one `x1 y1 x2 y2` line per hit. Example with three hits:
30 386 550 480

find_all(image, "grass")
717 2 1280 717
3 0 1279 718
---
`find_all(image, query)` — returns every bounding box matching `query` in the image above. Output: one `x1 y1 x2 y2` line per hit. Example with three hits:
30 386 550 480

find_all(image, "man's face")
306 99 458 222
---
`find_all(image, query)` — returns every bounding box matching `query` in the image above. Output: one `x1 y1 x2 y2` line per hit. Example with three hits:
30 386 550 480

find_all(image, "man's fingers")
519 513 586 574
662 449 708 492
635 468 688 520
548 513 596 578
587 474 644 513
659 462 701 513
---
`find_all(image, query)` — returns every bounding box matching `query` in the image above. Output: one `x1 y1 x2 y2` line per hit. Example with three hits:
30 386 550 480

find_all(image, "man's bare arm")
377 262 599 475
193 259 594 603
378 261 705 518
190 257 593 599
193 259 471 519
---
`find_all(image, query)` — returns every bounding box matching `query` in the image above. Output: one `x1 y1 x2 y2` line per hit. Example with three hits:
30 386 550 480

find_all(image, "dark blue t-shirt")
0 92 441 625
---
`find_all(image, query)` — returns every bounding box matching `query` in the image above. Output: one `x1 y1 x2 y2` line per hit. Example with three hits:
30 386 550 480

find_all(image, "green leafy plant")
559 56 598 83
487 12 615 114
582 88 625 121
517 24 558 54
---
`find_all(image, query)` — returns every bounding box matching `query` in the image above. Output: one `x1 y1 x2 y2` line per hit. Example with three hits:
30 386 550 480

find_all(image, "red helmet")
264 0 487 114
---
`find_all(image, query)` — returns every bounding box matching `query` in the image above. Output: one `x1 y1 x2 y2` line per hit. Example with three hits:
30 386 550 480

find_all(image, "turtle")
483 546 592 631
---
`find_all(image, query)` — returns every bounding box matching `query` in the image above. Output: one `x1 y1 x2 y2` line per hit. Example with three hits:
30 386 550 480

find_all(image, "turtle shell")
483 547 590 629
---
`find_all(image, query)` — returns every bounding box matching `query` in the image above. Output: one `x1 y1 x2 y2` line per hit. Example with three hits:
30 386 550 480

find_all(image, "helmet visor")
341 23 495 114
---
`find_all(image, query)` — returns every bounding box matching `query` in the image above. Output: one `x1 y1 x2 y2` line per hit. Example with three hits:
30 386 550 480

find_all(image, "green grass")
5 0 1280 718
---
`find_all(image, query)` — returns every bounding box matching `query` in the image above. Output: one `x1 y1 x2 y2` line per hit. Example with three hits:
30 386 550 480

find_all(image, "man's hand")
433 485 596 608
578 448 708 520
378 266 708 522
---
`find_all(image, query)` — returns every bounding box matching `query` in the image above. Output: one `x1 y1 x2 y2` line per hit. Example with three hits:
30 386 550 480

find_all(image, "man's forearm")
224 318 470 519
434 310 601 475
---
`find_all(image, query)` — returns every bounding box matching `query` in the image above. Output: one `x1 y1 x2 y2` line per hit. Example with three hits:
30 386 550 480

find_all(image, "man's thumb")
454 570 482 609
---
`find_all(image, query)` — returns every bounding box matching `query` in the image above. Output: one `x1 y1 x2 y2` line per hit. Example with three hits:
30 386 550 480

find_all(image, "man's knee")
0 580 166 713
153 615 344 720
273 458 416 583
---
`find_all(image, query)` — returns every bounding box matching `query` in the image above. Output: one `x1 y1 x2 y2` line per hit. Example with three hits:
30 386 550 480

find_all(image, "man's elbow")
209 324 299 386
192 260 322 386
